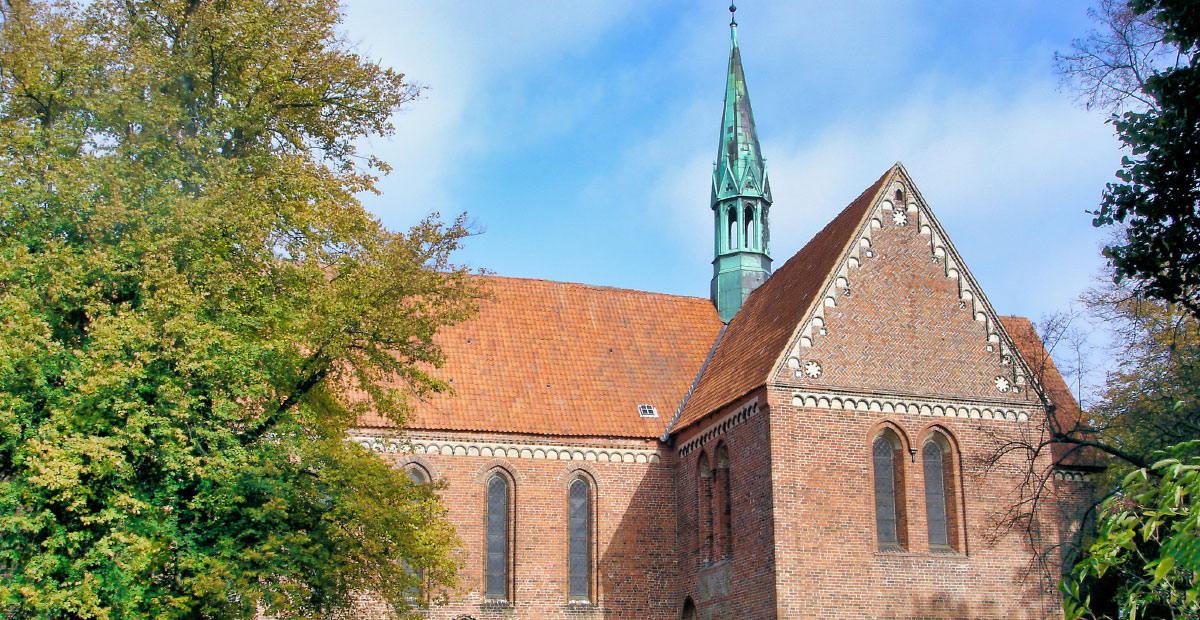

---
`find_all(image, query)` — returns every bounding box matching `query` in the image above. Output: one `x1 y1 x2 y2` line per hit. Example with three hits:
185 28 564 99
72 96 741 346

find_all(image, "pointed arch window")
923 432 960 551
485 474 511 600
681 597 697 620
872 429 908 550
727 208 739 250
407 465 428 486
403 464 431 601
743 205 756 250
568 477 592 601
697 452 714 563
715 443 733 558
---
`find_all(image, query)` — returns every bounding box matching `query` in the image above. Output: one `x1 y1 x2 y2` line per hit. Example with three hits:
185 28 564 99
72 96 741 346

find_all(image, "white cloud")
653 75 1120 319
341 1 641 228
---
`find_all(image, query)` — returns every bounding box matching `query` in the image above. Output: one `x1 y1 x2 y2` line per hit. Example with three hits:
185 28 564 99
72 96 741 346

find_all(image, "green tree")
0 0 480 618
1086 0 1200 318
1063 441 1200 620
1042 3 1200 616
1084 282 1200 484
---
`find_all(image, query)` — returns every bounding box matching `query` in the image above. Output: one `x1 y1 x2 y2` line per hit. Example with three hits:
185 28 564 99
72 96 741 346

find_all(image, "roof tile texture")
999 315 1096 468
362 276 723 438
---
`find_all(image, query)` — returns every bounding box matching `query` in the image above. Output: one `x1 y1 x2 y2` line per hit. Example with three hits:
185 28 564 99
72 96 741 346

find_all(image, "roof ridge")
475 273 712 302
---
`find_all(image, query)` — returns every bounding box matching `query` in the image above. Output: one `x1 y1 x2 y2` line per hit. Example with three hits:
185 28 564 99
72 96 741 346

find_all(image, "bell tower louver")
710 4 772 323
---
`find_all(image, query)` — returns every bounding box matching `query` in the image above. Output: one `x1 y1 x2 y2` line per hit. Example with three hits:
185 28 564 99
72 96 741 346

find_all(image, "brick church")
353 8 1094 620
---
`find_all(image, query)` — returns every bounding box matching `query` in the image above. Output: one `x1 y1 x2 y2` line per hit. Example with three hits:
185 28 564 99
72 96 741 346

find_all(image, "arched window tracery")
923 431 961 552
485 474 511 600
406 465 429 486
872 428 908 550
568 477 592 601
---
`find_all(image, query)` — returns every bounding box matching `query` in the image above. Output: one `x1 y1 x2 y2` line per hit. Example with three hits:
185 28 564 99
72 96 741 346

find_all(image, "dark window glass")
682 598 697 620
568 479 590 600
721 467 732 556
403 466 429 600
873 438 898 547
486 476 509 599
698 454 713 562
924 441 948 547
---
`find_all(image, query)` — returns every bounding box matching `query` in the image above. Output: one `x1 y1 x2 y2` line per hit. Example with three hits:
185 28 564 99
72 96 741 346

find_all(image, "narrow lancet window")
568 478 591 601
715 444 732 558
682 597 697 620
873 439 897 546
486 475 510 599
924 441 947 546
727 208 739 250
872 429 907 550
923 432 959 551
403 465 430 601
698 452 714 562
744 206 755 249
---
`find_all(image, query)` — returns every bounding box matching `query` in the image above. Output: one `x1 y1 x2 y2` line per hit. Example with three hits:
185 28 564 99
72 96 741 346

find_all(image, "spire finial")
729 3 737 27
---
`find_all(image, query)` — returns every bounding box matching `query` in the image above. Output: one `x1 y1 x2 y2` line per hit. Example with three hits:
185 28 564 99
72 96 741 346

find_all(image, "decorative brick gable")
773 166 1040 406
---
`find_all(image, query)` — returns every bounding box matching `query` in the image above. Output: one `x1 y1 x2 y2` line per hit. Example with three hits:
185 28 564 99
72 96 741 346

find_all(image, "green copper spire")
711 4 772 323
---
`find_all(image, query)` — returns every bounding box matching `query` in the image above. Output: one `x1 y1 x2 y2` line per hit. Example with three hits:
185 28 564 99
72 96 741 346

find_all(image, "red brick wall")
751 188 1064 618
352 401 1068 620
1053 475 1098 569
674 391 778 620
763 386 1063 619
352 430 681 620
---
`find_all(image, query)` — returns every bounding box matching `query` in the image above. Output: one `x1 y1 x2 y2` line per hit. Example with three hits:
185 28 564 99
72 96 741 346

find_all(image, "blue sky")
341 1 1119 388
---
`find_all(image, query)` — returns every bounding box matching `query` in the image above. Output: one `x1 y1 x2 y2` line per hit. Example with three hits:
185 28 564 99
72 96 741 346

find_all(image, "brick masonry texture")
771 182 1038 405
349 167 1094 620
761 393 1063 619
362 430 681 620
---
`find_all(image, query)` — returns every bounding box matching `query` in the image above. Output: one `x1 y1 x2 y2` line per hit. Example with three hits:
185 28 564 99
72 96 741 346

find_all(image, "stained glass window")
873 437 899 548
924 439 950 549
568 479 590 600
485 476 509 599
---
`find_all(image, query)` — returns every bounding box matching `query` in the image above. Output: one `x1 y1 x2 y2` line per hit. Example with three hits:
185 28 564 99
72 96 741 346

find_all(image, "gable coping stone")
775 164 1046 404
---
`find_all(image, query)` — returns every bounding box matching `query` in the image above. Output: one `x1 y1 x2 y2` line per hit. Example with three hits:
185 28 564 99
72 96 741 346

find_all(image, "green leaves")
0 0 478 618
1067 443 1200 620
1094 0 1200 319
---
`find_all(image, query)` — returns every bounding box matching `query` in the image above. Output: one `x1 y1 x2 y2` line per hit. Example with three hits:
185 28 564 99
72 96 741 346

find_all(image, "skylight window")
638 404 658 418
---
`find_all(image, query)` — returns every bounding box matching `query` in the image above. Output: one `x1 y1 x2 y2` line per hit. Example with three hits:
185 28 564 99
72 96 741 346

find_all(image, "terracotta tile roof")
674 167 895 430
998 315 1101 469
360 276 724 439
